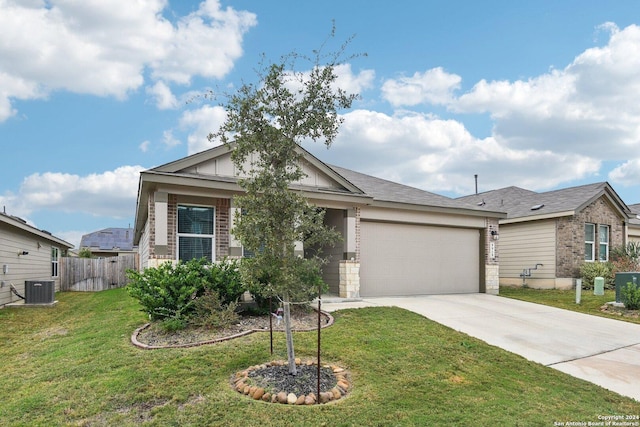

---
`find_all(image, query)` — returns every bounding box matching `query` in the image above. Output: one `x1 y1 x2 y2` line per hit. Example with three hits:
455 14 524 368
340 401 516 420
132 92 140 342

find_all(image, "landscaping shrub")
579 261 614 290
610 242 640 273
78 247 93 258
190 289 240 329
160 316 189 332
621 282 640 310
126 258 245 322
126 259 208 321
201 258 245 305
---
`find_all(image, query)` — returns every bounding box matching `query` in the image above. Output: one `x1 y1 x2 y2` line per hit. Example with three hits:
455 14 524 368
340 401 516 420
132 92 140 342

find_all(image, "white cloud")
381 67 462 107
150 0 257 84
449 23 640 160
278 63 375 105
139 140 151 152
304 109 600 195
0 0 256 121
146 81 179 110
0 165 144 219
179 104 227 154
162 129 182 148
0 91 16 122
359 24 640 196
454 71 576 120
0 71 43 121
333 64 375 95
609 159 640 187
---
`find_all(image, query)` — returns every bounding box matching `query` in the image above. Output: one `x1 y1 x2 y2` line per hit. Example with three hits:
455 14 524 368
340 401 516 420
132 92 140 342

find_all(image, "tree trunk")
283 294 297 376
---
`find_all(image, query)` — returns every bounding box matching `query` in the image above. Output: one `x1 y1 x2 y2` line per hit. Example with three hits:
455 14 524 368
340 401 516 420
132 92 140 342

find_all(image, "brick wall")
216 198 230 260
556 197 625 278
147 194 231 263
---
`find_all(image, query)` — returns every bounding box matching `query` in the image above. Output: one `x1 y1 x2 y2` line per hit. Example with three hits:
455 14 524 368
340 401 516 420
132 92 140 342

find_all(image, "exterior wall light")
490 230 499 240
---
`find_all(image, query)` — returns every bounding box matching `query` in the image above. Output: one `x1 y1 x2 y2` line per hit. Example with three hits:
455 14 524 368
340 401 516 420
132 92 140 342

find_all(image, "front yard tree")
210 32 358 375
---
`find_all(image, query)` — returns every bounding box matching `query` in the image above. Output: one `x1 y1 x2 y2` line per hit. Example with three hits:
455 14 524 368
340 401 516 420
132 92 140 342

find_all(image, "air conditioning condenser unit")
25 280 55 304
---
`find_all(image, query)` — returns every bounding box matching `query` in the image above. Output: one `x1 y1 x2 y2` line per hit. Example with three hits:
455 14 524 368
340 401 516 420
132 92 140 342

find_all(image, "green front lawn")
499 287 640 325
1 288 638 426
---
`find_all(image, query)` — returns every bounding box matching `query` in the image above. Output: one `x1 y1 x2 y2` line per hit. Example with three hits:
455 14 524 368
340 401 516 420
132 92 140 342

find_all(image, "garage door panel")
360 221 479 297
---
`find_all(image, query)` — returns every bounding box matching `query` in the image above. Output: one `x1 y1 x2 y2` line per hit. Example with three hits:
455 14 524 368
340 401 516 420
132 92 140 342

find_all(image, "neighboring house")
628 203 640 244
0 212 73 306
133 144 505 298
79 227 137 258
458 182 635 289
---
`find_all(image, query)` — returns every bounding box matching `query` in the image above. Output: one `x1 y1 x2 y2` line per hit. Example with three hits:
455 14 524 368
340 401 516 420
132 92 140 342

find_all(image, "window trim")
51 246 59 277
176 204 215 262
584 223 595 262
598 224 609 262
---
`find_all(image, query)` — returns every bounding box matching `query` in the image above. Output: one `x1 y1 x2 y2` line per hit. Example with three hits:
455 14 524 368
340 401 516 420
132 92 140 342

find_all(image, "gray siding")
1 226 60 306
499 220 556 279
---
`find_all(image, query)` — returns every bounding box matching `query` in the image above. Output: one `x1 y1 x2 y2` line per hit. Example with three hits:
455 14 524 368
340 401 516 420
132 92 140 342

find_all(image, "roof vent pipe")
474 174 478 195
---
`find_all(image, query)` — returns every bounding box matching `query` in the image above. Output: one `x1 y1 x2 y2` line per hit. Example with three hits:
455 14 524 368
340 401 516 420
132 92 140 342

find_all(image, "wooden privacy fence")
60 255 138 292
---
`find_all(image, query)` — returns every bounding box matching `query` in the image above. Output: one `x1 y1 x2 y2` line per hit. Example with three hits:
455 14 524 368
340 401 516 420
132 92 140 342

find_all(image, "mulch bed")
130 307 348 405
131 307 333 349
232 360 351 405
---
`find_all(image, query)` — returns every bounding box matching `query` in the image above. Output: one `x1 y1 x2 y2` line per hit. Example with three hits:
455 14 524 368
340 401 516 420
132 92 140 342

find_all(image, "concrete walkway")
321 293 640 401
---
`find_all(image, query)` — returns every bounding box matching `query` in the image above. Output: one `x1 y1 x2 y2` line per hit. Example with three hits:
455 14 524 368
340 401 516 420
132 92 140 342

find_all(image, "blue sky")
1 0 640 249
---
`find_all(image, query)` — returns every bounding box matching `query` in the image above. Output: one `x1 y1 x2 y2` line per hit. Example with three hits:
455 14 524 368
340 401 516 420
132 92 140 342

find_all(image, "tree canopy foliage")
209 27 360 374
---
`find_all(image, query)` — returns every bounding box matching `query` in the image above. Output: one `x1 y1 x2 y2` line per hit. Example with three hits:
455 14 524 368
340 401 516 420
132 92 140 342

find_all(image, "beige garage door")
359 221 480 297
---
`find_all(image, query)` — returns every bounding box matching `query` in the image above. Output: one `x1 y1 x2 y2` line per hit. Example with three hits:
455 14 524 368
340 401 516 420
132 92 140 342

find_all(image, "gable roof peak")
459 181 631 221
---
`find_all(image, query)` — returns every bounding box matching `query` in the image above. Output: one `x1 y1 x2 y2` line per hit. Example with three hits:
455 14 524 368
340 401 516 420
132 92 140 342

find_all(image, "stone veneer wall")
556 197 624 278
484 218 500 294
339 260 360 298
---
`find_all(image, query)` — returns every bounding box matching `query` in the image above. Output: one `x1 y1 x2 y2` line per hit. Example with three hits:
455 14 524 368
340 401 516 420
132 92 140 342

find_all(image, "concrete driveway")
322 293 640 401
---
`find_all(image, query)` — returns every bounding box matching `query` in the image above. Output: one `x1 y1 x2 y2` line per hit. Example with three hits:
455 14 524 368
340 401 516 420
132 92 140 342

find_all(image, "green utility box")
614 272 639 303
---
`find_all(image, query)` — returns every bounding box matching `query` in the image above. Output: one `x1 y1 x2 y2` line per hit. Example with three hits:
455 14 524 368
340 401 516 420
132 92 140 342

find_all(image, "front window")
599 225 609 261
51 247 59 277
177 205 214 262
585 223 595 262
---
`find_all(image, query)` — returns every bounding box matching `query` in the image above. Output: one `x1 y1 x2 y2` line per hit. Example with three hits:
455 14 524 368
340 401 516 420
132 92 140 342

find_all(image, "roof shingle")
329 165 502 212
457 182 630 220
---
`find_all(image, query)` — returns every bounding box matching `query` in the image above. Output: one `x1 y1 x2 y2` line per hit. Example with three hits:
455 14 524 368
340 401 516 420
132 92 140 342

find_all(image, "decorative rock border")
231 359 351 405
131 309 334 350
